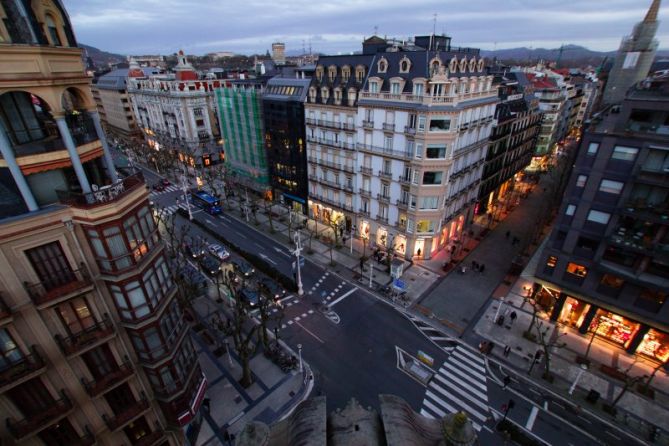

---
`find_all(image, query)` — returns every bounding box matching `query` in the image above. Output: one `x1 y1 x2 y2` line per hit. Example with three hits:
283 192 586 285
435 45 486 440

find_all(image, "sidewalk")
475 246 669 443
189 287 312 445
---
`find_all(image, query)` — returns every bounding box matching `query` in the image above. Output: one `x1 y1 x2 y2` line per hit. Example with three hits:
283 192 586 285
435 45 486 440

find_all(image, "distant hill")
79 44 125 68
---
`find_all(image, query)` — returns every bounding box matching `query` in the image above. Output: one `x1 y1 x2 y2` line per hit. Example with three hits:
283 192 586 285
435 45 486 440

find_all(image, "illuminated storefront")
558 296 591 329
590 310 641 349
637 329 669 363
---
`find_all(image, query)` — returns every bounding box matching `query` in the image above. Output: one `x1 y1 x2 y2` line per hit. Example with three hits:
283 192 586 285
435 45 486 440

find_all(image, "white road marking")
295 321 325 343
526 406 539 431
329 288 358 307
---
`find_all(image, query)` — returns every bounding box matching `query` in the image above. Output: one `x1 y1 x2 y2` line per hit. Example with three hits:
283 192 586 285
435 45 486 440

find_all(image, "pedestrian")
503 375 511 389
505 230 510 239
509 311 517 326
503 345 511 357
472 260 478 271
479 263 485 274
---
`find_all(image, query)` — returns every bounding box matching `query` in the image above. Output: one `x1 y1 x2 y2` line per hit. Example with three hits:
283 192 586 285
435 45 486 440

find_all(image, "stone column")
55 116 91 194
0 129 38 211
89 110 119 182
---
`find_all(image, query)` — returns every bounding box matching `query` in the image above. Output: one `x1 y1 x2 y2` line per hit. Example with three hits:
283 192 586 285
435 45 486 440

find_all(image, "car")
177 263 208 296
208 244 230 261
152 183 165 192
231 258 255 277
259 277 285 301
240 288 259 307
161 178 171 186
184 242 206 259
198 255 222 277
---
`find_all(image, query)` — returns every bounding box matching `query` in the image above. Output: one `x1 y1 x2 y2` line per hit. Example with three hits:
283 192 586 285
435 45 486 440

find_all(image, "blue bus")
191 191 222 215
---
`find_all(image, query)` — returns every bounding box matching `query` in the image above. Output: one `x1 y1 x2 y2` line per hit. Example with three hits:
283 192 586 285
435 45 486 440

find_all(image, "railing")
8 123 66 157
6 390 72 440
0 345 45 389
357 142 411 160
359 188 372 197
316 177 341 189
24 267 92 306
57 172 146 208
398 176 411 185
404 126 416 135
396 199 409 209
377 216 389 224
376 193 391 203
360 91 498 105
308 194 354 212
73 428 96 446
382 123 395 132
82 361 135 397
56 315 115 356
133 430 165 446
359 166 373 175
306 118 355 132
362 120 374 129
66 112 99 146
358 208 370 216
104 397 150 431
378 170 393 180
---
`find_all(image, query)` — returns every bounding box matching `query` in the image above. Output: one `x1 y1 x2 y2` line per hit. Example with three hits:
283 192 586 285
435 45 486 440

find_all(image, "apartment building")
478 71 541 215
532 73 669 366
0 2 204 444
127 52 224 172
306 35 497 260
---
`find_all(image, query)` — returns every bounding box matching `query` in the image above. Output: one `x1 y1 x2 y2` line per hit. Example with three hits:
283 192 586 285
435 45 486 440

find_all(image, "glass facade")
590 310 641 349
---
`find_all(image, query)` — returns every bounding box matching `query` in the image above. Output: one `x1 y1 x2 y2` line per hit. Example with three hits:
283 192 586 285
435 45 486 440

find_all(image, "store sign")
418 350 434 367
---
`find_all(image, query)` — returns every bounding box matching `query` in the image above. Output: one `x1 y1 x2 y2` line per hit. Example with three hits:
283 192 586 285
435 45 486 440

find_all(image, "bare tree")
255 292 284 351
200 165 227 206
534 322 567 380
606 360 646 413
640 359 668 395
263 195 275 233
524 290 543 339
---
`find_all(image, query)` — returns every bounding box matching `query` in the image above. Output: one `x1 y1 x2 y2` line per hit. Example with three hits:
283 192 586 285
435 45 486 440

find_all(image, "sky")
62 0 669 56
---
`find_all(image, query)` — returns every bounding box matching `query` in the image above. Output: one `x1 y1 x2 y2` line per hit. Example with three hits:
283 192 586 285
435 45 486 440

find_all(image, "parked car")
177 263 208 296
184 242 205 259
231 258 255 277
259 278 285 301
161 178 171 186
240 288 259 307
152 183 165 192
208 244 230 261
198 255 221 277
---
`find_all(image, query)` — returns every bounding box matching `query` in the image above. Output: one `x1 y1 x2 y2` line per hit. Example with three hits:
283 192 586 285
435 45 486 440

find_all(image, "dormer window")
413 83 424 96
309 87 317 102
348 88 357 105
390 82 401 95
316 66 324 82
342 66 351 83
328 65 337 83
369 82 379 94
449 58 458 73
321 87 330 103
459 58 467 73
477 59 485 72
429 58 442 76
334 88 342 104
468 58 477 73
399 57 411 73
45 15 62 46
378 58 388 73
355 66 366 83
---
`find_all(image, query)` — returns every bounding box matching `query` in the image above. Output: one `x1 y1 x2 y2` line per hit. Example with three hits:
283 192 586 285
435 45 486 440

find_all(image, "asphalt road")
128 158 647 446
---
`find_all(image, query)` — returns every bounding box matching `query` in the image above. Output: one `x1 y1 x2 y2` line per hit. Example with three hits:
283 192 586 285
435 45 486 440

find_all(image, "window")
566 262 588 278
342 66 351 82
0 329 23 370
576 175 588 188
414 143 423 159
426 145 447 159
45 15 62 46
429 119 451 131
544 255 558 274
413 83 424 96
599 274 624 291
390 82 401 94
384 136 393 150
26 242 75 291
369 82 379 93
57 297 95 335
328 66 337 82
587 142 599 155
422 171 442 185
611 146 638 161
420 196 439 209
355 66 365 83
417 116 426 132
378 59 388 73
599 179 624 195
565 204 576 216
416 220 434 233
587 209 610 225
399 58 411 73
635 289 666 313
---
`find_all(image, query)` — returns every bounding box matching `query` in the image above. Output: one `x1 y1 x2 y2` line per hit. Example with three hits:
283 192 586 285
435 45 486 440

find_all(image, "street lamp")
293 230 304 296
368 257 374 288
224 340 233 366
350 225 356 254
569 363 588 395
297 343 303 372
180 173 193 221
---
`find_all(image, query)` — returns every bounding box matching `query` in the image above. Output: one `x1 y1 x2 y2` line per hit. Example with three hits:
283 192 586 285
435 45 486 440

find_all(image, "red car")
161 179 171 186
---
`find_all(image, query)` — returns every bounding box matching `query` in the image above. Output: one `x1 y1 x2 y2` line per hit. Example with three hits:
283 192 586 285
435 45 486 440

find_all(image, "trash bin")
586 389 600 404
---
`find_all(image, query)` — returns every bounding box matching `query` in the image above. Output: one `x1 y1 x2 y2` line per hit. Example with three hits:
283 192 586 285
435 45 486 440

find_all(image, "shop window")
543 255 557 274
558 297 590 329
611 146 638 162
596 274 625 298
590 310 640 348
564 262 587 285
634 289 666 313
637 329 669 363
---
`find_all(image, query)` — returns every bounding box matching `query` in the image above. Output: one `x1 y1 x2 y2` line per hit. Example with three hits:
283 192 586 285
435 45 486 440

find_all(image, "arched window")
45 15 62 46
449 58 458 73
430 58 442 76
328 66 337 83
316 66 324 82
378 58 388 73
399 57 411 73
342 66 351 83
355 66 366 83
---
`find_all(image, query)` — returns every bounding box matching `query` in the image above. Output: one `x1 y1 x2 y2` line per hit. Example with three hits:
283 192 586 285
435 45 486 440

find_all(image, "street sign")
390 258 404 279
417 350 434 367
393 279 406 290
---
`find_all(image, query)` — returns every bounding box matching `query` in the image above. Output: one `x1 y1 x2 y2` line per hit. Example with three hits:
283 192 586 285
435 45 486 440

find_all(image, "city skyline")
64 0 669 56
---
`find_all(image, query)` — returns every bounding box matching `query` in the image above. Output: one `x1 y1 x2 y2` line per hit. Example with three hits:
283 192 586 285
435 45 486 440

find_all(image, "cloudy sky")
63 0 668 56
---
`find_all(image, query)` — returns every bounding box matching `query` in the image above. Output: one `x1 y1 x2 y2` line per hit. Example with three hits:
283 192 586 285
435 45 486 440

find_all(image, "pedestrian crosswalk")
406 314 458 353
149 185 181 197
154 203 187 219
419 346 490 431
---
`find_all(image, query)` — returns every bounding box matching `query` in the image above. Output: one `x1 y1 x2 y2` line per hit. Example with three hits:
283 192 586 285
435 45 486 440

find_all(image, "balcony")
357 142 411 160
362 120 374 129
378 170 393 180
396 199 409 210
377 216 389 225
398 176 411 185
359 166 373 175
619 201 669 224
359 188 372 197
0 346 46 391
359 208 370 217
24 267 92 308
104 397 150 431
82 362 134 397
132 431 165 446
382 123 395 132
307 157 356 173
6 390 73 440
56 172 146 208
66 112 99 146
308 194 354 213
404 126 417 136
376 193 391 204
56 315 115 356
315 177 341 189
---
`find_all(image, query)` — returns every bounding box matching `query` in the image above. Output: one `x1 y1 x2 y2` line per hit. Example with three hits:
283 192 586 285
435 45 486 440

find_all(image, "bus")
190 191 222 215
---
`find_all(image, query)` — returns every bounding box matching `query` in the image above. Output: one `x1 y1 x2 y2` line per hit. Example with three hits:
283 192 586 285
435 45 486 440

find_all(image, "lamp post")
350 225 356 254
297 343 303 372
224 340 233 366
243 188 250 223
493 295 505 324
569 363 588 395
369 257 374 288
180 173 193 221
293 230 304 296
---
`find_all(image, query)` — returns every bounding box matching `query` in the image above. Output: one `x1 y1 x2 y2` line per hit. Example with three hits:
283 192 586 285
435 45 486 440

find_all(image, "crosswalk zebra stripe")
420 408 435 420
427 382 488 422
424 392 483 431
454 346 485 364
433 370 488 401
447 356 487 381
431 336 452 341
451 351 486 374
439 362 487 391
430 377 489 412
